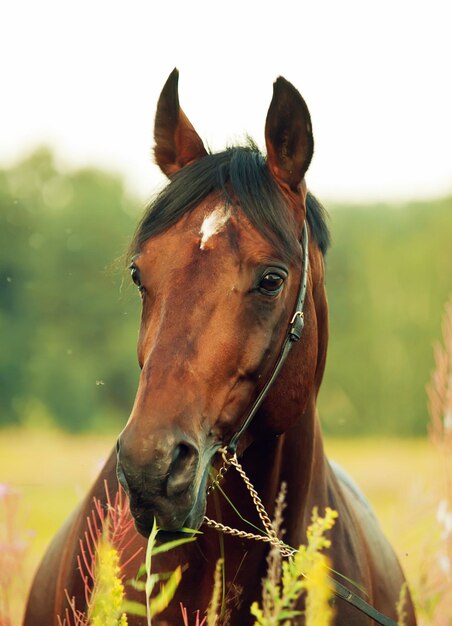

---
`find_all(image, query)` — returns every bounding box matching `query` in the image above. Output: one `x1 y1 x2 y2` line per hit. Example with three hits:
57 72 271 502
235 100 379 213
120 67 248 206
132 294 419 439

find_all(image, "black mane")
130 144 330 260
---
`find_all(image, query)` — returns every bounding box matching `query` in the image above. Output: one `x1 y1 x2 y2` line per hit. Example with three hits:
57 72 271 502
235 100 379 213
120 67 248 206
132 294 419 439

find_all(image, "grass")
0 428 439 625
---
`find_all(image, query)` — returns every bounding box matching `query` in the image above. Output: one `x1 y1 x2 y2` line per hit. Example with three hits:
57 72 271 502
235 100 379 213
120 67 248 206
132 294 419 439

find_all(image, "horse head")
116 69 329 536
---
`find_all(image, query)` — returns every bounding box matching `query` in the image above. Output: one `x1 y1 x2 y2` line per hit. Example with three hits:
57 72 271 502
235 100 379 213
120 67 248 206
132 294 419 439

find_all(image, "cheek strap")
226 221 309 454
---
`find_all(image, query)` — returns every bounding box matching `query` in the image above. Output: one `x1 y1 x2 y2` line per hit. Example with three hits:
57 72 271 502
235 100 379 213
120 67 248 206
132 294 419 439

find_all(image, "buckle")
289 311 304 341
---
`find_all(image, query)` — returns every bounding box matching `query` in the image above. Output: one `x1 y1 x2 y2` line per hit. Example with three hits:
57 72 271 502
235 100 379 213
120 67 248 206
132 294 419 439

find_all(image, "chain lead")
203 448 296 558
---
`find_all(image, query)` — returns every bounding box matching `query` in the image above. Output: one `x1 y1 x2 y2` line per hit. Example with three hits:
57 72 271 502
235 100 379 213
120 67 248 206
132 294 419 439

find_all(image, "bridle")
207 220 399 626
227 220 309 454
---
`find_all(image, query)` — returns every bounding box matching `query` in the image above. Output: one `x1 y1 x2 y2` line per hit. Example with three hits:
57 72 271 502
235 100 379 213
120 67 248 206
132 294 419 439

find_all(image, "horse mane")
130 142 330 261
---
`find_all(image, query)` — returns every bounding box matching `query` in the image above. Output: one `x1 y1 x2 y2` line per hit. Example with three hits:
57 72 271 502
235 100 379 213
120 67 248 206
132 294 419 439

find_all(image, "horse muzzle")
116 432 209 535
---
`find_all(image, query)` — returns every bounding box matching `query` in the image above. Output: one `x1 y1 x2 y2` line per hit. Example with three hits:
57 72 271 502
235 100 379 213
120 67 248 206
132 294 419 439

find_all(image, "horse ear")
154 68 208 177
265 77 314 192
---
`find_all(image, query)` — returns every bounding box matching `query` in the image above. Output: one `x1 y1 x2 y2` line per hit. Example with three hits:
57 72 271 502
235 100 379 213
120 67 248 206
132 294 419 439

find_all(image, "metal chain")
206 450 230 495
227 453 278 541
203 448 296 558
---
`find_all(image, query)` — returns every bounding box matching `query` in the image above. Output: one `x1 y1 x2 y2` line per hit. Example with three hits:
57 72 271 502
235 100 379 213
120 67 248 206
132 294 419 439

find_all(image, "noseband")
226 221 309 454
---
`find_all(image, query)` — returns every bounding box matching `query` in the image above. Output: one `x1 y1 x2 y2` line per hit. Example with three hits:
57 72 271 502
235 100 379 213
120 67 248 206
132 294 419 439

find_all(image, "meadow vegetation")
0 432 445 625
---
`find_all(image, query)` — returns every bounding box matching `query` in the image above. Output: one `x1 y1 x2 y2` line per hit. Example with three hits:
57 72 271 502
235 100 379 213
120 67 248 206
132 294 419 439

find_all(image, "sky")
1 0 451 203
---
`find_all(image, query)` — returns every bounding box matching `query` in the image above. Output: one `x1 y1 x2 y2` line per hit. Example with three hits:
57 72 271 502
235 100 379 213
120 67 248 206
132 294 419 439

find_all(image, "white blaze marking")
199 205 231 249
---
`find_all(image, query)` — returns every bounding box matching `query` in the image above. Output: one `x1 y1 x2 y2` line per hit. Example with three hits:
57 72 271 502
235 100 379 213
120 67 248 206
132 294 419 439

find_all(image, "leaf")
146 519 159 577
145 519 159 625
152 536 197 555
134 563 147 579
126 578 146 591
250 601 264 623
121 599 147 617
149 565 182 618
178 527 203 535
278 609 302 619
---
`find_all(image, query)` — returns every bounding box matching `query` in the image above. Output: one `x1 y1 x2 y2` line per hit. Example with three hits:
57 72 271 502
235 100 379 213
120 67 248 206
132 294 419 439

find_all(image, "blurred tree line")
0 148 140 432
0 148 450 435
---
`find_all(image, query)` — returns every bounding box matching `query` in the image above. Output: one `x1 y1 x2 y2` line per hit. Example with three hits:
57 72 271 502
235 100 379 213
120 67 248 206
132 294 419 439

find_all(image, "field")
0 429 445 624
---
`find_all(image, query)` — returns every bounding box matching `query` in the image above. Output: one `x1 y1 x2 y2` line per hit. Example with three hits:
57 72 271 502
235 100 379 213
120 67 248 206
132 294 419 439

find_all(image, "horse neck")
280 399 329 543
239 396 328 545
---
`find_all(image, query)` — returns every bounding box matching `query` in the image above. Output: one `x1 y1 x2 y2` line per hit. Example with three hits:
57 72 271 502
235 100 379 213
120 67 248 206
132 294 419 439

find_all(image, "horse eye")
130 265 143 292
259 272 285 295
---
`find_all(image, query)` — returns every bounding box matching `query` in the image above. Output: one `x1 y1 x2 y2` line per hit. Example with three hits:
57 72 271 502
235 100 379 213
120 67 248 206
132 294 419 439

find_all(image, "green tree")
0 148 141 430
319 197 452 436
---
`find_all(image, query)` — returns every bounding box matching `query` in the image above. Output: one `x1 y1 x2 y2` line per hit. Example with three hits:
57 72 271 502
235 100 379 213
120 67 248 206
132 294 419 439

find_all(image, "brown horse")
24 70 416 626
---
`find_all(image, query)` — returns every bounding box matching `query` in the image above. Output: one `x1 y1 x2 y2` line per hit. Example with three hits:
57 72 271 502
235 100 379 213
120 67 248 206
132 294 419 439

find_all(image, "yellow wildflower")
89 537 128 626
304 554 335 626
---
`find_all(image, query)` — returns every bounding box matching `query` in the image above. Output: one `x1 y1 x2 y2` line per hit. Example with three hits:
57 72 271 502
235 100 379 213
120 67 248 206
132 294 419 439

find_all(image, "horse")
24 69 416 626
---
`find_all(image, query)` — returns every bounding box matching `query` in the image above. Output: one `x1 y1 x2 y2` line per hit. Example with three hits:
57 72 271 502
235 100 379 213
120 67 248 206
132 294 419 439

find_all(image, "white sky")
1 0 451 202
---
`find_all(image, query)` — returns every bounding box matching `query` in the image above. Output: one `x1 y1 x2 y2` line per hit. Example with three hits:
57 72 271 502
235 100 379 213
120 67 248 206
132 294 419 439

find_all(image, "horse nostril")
171 442 191 466
167 442 198 498
116 458 131 496
116 435 140 495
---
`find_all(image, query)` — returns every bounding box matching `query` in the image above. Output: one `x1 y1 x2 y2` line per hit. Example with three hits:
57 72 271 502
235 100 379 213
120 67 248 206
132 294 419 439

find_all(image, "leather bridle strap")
227 221 309 454
331 579 398 626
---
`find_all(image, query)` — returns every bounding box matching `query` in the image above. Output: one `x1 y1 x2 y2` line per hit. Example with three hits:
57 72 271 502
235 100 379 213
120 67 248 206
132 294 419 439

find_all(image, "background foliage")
0 149 450 435
0 148 140 432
